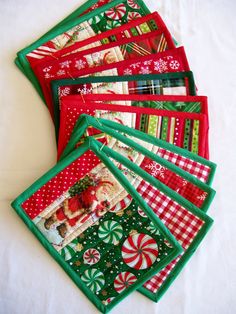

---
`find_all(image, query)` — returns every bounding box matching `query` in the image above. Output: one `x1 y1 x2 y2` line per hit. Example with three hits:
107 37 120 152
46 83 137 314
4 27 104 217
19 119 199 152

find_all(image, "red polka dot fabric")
22 151 100 219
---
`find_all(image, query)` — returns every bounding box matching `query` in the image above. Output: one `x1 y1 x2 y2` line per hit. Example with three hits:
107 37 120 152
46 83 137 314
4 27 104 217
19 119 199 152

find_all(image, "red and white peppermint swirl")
83 248 100 265
122 233 158 269
137 207 147 218
127 11 142 21
114 271 137 293
105 4 126 20
127 0 141 9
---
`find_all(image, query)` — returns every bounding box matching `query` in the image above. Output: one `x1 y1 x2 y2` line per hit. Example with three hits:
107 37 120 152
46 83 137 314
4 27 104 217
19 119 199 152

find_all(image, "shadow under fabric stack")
12 1 217 312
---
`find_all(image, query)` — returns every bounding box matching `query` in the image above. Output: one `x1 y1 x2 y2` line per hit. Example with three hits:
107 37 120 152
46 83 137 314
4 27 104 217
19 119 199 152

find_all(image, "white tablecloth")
0 1 236 313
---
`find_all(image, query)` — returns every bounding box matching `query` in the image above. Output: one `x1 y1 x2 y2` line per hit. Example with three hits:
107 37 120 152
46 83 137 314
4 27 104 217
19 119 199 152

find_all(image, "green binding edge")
16 0 151 101
14 0 102 86
61 114 215 212
51 71 196 139
11 138 182 313
61 113 216 186
63 121 215 303
91 138 214 303
96 117 216 185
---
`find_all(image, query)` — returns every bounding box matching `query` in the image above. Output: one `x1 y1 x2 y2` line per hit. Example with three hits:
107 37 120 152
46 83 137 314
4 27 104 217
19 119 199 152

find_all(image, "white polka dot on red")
22 150 100 219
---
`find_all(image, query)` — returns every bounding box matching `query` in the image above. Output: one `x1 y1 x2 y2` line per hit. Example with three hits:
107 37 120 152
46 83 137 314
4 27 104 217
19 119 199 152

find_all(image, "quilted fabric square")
61 134 214 302
11 139 182 312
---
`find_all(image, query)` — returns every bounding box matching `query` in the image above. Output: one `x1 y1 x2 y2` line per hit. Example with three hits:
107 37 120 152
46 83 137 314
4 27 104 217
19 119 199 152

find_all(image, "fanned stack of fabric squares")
12 1 217 312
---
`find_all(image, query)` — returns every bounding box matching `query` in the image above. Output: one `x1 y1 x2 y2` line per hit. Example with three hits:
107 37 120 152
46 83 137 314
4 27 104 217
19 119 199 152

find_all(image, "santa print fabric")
12 141 183 313
58 94 208 158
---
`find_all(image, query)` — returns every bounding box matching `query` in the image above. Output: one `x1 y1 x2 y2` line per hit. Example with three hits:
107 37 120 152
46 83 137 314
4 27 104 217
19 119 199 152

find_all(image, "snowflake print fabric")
33 26 174 119
50 47 191 135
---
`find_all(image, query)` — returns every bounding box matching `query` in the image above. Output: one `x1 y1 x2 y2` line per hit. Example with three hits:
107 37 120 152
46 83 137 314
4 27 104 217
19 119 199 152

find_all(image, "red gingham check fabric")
141 156 207 208
157 147 211 183
136 180 204 293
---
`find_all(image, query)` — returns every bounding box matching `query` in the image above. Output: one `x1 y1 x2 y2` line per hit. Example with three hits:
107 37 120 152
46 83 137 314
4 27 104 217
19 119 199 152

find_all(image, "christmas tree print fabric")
58 95 208 158
11 140 182 313
50 46 190 134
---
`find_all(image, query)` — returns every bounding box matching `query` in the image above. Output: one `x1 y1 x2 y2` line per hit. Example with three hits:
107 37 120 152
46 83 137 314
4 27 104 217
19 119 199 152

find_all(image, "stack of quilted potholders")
12 1 217 312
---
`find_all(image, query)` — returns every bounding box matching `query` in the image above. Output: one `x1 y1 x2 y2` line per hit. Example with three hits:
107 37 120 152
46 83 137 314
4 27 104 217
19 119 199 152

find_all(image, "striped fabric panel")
138 113 201 154
139 115 179 145
183 119 200 154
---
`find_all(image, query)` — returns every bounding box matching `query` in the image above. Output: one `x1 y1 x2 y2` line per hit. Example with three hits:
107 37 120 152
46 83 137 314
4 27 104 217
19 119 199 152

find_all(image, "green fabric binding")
11 138 182 313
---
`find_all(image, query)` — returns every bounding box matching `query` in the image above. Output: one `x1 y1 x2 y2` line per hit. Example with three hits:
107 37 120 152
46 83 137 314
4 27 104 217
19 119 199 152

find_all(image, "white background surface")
0 1 236 313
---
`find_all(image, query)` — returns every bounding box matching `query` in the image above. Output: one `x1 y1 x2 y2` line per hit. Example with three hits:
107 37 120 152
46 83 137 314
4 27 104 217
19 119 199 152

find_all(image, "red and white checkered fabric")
141 156 208 208
157 147 211 183
137 180 204 293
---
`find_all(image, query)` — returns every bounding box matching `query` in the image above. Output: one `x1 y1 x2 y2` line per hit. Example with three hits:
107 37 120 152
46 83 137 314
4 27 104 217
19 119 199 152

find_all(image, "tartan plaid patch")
128 78 186 95
157 147 211 183
136 180 204 293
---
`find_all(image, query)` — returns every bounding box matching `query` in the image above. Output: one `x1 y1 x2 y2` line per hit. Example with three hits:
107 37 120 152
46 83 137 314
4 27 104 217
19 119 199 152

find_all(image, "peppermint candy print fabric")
66 201 176 305
13 146 181 311
25 0 154 67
